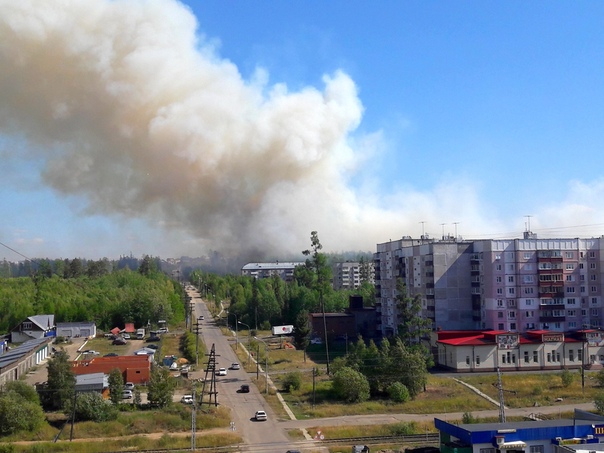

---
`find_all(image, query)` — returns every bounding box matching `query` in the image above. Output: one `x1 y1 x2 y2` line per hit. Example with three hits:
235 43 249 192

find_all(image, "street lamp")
238 321 251 367
254 336 269 395
230 312 238 350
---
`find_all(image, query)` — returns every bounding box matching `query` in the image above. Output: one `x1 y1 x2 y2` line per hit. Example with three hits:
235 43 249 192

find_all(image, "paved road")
187 288 315 453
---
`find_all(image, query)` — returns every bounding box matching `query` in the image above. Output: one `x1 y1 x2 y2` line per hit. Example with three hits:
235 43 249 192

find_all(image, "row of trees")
0 260 185 333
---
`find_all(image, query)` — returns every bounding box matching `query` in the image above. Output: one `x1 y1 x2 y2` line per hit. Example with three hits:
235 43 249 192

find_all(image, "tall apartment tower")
332 261 375 290
374 234 604 337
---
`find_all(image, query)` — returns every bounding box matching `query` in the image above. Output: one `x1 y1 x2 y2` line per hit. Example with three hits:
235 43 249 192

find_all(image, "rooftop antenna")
420 221 426 239
440 223 446 240
524 215 532 232
453 222 459 240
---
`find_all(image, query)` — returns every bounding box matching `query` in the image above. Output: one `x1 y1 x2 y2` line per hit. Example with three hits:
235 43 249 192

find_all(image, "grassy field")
457 370 602 408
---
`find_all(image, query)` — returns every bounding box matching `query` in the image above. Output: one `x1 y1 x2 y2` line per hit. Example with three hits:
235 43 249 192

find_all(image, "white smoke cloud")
4 0 590 260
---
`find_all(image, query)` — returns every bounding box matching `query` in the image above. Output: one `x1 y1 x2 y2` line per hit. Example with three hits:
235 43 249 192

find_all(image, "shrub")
595 392 604 414
66 391 118 422
332 367 370 403
462 412 479 424
387 382 410 403
532 386 543 396
597 369 604 387
281 372 302 392
560 370 574 388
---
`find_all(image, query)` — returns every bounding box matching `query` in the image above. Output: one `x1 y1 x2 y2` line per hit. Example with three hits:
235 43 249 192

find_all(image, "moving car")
122 390 133 399
230 363 240 370
216 368 227 376
180 395 194 404
254 410 267 421
238 385 250 393
112 338 127 345
198 315 204 320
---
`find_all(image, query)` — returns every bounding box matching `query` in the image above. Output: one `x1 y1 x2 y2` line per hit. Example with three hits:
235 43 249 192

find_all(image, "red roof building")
71 355 151 384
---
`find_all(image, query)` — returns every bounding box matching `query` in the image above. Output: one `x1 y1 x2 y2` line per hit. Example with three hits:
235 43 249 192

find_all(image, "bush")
560 370 574 388
0 393 45 436
387 382 410 403
462 412 479 424
281 372 302 392
595 392 604 414
332 367 370 403
66 391 118 422
596 369 604 387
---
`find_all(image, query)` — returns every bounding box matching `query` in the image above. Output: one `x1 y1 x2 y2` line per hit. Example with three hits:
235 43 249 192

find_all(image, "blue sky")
1 0 604 261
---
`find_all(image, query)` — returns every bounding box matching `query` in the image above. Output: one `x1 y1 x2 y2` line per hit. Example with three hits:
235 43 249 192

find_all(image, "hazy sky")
2 0 604 262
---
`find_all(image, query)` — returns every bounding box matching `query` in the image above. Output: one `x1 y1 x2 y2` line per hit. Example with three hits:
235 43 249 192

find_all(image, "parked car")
122 390 133 399
230 363 240 370
146 344 159 350
113 338 127 345
104 352 118 357
180 395 194 404
83 350 100 355
157 327 169 334
122 333 130 339
123 382 135 391
147 335 161 342
216 368 227 376
238 385 250 393
254 410 267 421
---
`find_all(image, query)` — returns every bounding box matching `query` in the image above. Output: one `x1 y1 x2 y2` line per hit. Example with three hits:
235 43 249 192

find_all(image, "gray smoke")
0 0 495 257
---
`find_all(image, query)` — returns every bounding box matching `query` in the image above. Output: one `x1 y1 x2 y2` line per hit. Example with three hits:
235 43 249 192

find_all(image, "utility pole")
496 367 506 423
193 321 202 367
191 388 196 451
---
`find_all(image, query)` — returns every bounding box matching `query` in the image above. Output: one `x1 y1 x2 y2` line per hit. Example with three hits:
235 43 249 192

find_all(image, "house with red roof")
434 329 604 372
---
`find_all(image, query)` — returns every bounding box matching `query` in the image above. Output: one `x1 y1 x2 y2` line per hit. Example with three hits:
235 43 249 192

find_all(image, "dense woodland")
0 256 185 333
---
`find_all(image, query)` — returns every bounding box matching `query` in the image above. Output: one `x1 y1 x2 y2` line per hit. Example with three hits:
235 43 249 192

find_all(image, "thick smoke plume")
0 0 493 257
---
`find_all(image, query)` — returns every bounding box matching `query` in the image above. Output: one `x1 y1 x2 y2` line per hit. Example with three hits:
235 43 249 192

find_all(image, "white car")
122 333 130 339
83 350 100 355
180 395 194 404
230 363 240 370
216 368 227 376
123 382 135 391
254 410 267 421
122 390 133 399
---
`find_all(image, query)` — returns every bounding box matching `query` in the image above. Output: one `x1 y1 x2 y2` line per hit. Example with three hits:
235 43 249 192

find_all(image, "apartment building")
374 233 604 337
241 262 304 282
332 261 375 290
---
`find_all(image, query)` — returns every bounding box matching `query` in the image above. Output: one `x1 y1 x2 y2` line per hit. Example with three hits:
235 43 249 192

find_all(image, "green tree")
396 278 432 345
108 368 124 405
138 255 156 276
387 382 410 403
281 372 302 392
67 391 118 422
560 369 574 388
0 392 45 436
147 367 176 408
4 380 41 405
303 231 333 373
292 310 311 351
332 367 370 403
597 369 604 387
40 350 76 411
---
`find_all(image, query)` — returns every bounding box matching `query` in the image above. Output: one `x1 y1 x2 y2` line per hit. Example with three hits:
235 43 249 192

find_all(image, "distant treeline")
0 256 184 334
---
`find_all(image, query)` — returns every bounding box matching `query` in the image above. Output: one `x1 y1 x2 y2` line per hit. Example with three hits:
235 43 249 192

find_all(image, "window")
507 264 515 272
547 353 552 362
497 288 503 295
525 263 533 271
568 310 575 317
476 356 480 365
569 321 577 328
524 351 529 363
508 287 515 295
591 263 597 269
578 349 583 361
524 253 532 260
580 263 585 269
526 311 534 317
502 354 506 364
498 323 504 330
510 323 516 330
592 297 599 304
567 287 576 293
592 274 598 281
508 311 516 319
23 322 32 330
526 299 534 305
530 445 544 453
557 352 561 362
566 252 574 259
497 299 505 307
496 276 503 283
466 356 470 365
567 298 576 305
581 286 586 293
533 351 538 362
496 264 502 271
525 287 534 294
555 322 562 329
498 312 504 318
508 299 516 307
495 254 501 260
582 309 587 316
553 310 563 317
569 350 574 362
592 309 598 316
590 251 596 258
566 263 575 270
508 276 515 283
566 275 575 282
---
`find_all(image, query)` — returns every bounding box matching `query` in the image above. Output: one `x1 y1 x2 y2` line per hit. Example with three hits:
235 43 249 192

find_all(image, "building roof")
76 372 107 386
124 323 136 333
437 329 595 347
0 337 51 370
56 321 95 327
242 262 304 271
